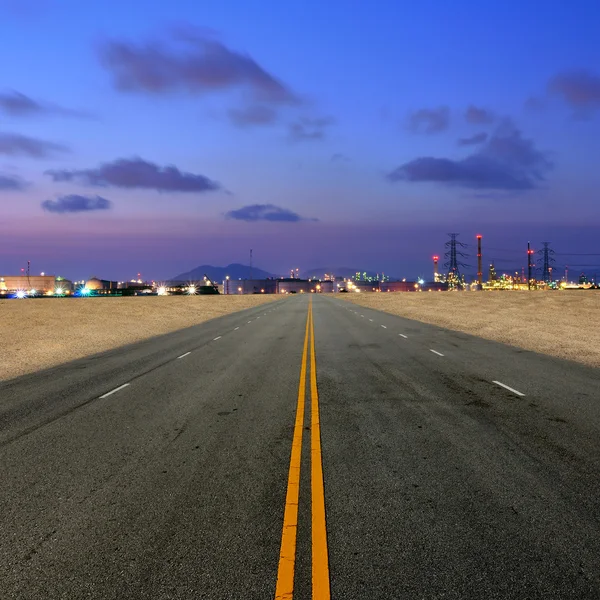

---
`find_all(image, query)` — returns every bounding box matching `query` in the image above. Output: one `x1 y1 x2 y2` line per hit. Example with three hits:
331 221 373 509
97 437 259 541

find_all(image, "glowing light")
55 287 65 296
30 289 37 295
15 290 27 299
238 287 242 292
157 286 168 296
418 279 425 285
187 285 197 295
206 280 212 286
80 287 91 296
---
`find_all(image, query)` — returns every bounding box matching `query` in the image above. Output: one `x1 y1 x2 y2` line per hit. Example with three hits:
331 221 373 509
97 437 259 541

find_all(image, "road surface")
1 294 599 599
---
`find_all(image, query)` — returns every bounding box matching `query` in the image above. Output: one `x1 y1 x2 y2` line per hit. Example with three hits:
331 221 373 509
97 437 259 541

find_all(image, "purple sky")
1 0 599 281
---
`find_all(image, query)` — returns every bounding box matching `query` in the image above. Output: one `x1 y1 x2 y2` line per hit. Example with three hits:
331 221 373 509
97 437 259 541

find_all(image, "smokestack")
433 256 439 282
476 235 482 289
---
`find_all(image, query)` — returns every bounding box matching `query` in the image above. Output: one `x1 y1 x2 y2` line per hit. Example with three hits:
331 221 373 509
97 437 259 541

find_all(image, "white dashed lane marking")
213 336 222 341
430 349 444 357
100 383 130 399
177 352 191 359
234 327 240 331
493 381 525 397
381 325 387 329
399 334 408 339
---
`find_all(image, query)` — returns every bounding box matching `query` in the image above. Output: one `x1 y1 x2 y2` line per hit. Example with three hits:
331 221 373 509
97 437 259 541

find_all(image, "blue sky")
1 0 599 280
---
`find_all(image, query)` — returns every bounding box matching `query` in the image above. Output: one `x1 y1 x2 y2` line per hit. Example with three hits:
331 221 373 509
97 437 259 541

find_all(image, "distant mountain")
170 263 276 282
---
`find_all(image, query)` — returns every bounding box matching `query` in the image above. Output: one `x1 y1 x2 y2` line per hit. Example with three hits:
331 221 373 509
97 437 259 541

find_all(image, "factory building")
0 275 56 295
86 277 119 292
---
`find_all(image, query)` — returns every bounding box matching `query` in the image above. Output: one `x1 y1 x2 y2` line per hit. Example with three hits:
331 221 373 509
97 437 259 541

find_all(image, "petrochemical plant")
1 235 598 299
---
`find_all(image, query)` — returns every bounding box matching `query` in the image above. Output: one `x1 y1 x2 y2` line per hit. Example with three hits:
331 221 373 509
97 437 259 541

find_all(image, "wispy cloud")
225 204 317 222
99 27 301 105
464 105 495 124
408 106 449 134
46 157 221 193
289 116 334 141
387 125 552 191
227 105 278 127
0 173 28 191
0 90 91 118
548 70 600 115
0 132 68 158
42 195 112 214
457 132 488 146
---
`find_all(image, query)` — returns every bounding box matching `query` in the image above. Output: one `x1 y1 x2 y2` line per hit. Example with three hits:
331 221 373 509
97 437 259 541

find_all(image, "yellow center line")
309 301 331 600
275 306 310 600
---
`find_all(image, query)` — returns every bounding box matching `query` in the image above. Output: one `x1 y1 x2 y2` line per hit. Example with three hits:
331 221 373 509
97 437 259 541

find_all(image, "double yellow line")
275 299 330 599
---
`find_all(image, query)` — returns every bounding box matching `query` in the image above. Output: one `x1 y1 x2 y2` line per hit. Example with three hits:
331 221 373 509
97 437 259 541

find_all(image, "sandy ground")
0 295 279 381
340 291 600 368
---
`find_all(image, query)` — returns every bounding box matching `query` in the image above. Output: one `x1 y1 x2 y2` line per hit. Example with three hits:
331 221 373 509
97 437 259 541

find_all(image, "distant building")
85 277 119 294
0 275 56 295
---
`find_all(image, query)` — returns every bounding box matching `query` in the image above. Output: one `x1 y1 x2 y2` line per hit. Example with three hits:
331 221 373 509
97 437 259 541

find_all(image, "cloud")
42 195 112 214
99 28 301 105
457 132 488 146
228 105 278 127
408 107 449 134
464 105 495 124
225 204 317 222
0 132 68 158
289 116 334 141
0 173 28 191
0 90 90 118
45 157 220 193
387 125 552 191
548 70 600 113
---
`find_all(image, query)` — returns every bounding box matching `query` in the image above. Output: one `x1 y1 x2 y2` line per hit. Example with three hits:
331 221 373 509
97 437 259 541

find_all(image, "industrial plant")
2 235 598 300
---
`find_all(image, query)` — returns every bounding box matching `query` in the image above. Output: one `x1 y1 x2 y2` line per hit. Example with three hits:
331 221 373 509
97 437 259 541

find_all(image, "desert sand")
340 291 600 368
0 295 279 381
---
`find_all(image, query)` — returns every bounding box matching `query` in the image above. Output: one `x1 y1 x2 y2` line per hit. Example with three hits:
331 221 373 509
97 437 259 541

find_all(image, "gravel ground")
0 295 279 381
340 290 600 368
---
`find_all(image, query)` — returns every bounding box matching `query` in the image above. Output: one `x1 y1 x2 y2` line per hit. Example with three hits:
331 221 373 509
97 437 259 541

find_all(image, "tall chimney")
476 235 482 289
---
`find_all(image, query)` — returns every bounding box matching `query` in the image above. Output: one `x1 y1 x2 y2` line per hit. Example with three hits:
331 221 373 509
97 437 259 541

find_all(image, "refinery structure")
1 235 598 299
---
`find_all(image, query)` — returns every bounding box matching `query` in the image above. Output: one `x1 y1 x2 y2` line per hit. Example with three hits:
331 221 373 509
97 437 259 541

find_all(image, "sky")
1 0 599 281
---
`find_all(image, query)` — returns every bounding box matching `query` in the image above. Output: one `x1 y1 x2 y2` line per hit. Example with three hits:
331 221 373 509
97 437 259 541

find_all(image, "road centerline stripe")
309 301 331 599
234 327 240 331
399 334 408 338
381 325 387 329
275 305 311 600
213 336 222 341
100 383 130 399
177 352 191 359
430 349 444 356
492 381 525 396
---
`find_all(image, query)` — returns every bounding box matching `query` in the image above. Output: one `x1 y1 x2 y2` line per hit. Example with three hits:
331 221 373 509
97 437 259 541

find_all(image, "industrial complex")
1 234 597 299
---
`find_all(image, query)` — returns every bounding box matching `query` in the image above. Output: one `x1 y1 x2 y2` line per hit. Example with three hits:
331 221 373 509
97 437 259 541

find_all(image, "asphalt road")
1 294 600 599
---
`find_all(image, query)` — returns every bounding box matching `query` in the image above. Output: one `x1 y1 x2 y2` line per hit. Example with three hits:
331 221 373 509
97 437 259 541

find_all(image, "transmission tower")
537 242 555 283
444 233 469 289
